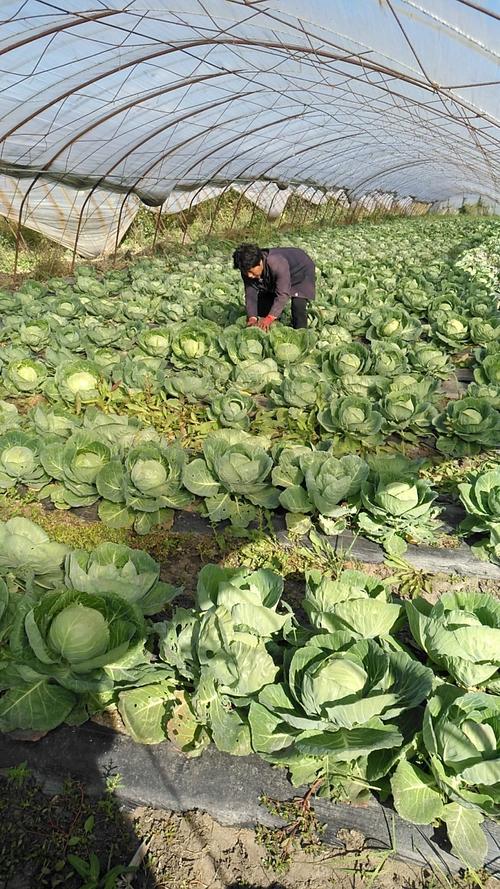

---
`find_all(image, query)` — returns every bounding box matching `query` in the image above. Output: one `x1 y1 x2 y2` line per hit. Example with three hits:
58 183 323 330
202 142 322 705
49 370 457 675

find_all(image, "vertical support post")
71 196 89 274
152 205 162 252
113 193 130 265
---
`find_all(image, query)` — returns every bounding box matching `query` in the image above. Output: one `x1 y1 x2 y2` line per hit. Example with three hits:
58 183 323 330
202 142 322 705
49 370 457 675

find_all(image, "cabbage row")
0 516 498 869
1 409 499 558
0 308 498 456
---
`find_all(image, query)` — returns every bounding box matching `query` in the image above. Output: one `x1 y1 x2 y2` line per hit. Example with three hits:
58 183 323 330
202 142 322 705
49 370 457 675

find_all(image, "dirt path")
129 807 499 889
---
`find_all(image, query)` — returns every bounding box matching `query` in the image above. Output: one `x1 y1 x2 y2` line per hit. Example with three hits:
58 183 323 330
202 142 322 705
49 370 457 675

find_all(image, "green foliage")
0 217 498 548
0 513 499 871
317 396 384 447
358 456 441 554
406 590 500 690
434 397 500 456
458 468 500 563
206 388 255 430
391 684 500 869
182 429 278 526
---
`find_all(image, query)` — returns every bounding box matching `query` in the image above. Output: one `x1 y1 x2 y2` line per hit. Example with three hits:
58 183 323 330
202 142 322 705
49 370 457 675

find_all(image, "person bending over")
232 243 315 330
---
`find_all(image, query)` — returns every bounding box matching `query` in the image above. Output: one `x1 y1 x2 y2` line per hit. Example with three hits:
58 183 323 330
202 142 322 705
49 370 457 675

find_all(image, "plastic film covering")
0 0 498 254
0 173 140 257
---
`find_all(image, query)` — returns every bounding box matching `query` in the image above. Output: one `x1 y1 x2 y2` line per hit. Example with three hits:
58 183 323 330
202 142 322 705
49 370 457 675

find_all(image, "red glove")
247 316 258 327
257 314 276 331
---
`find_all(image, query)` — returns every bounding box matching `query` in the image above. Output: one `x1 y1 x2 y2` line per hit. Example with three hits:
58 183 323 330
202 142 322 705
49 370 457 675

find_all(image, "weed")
255 782 325 874
67 851 134 888
0 771 136 887
385 554 435 599
5 760 31 786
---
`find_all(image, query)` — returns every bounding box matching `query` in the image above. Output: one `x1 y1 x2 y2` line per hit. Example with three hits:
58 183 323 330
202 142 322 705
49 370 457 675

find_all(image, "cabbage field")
0 215 499 870
0 217 499 555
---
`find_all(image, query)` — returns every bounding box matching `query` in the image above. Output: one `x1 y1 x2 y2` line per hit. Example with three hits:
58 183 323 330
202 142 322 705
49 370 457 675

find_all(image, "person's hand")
247 316 258 327
257 315 276 331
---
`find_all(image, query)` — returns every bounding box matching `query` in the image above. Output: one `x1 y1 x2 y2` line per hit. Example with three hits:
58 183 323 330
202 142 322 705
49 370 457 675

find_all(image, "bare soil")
128 807 499 889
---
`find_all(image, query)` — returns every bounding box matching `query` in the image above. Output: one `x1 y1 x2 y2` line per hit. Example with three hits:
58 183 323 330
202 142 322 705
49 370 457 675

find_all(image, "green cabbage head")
407 590 500 690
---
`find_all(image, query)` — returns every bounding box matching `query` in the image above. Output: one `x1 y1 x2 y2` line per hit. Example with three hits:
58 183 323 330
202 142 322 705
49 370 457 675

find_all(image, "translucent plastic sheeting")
161 182 350 217
0 0 498 216
0 174 140 258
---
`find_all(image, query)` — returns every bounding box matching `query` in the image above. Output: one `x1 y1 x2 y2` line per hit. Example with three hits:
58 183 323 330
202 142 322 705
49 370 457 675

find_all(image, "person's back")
266 247 315 289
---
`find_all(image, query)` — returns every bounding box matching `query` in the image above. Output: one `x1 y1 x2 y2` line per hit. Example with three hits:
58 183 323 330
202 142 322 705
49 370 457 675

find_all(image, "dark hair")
232 243 263 273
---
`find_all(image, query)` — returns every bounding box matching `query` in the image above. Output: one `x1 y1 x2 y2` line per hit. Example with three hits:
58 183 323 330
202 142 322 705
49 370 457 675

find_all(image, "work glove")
257 314 276 331
247 316 258 327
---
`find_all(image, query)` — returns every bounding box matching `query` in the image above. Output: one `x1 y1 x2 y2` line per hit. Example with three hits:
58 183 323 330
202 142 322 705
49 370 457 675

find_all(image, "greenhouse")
0 2 499 887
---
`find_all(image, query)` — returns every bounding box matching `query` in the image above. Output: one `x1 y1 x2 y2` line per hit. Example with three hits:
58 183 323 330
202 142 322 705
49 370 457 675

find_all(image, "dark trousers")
257 292 308 329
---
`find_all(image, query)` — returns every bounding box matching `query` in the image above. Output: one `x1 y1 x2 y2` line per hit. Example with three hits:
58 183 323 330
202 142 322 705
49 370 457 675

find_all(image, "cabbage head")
114 355 166 395
458 468 500 531
0 516 68 594
317 325 352 349
358 455 441 552
408 343 452 379
232 357 281 393
0 400 21 434
157 564 290 754
65 542 177 615
137 327 171 358
317 396 383 447
391 685 500 869
48 359 103 405
0 430 47 491
54 325 86 352
432 312 470 350
41 431 112 508
0 588 153 733
82 408 159 453
304 569 401 638
269 365 324 409
276 451 368 519
220 325 268 364
183 430 278 526
473 352 500 389
30 404 81 439
407 590 500 690
458 469 500 564
19 320 51 350
248 632 433 802
268 326 317 366
97 441 192 534
170 320 219 367
163 369 213 401
366 306 421 342
470 317 500 346
207 389 254 430
380 391 437 438
434 397 500 456
370 341 408 377
4 359 48 394
322 343 371 378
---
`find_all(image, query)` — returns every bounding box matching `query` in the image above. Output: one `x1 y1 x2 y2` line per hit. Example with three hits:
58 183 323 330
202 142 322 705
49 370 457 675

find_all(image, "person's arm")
267 254 291 319
243 275 258 321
